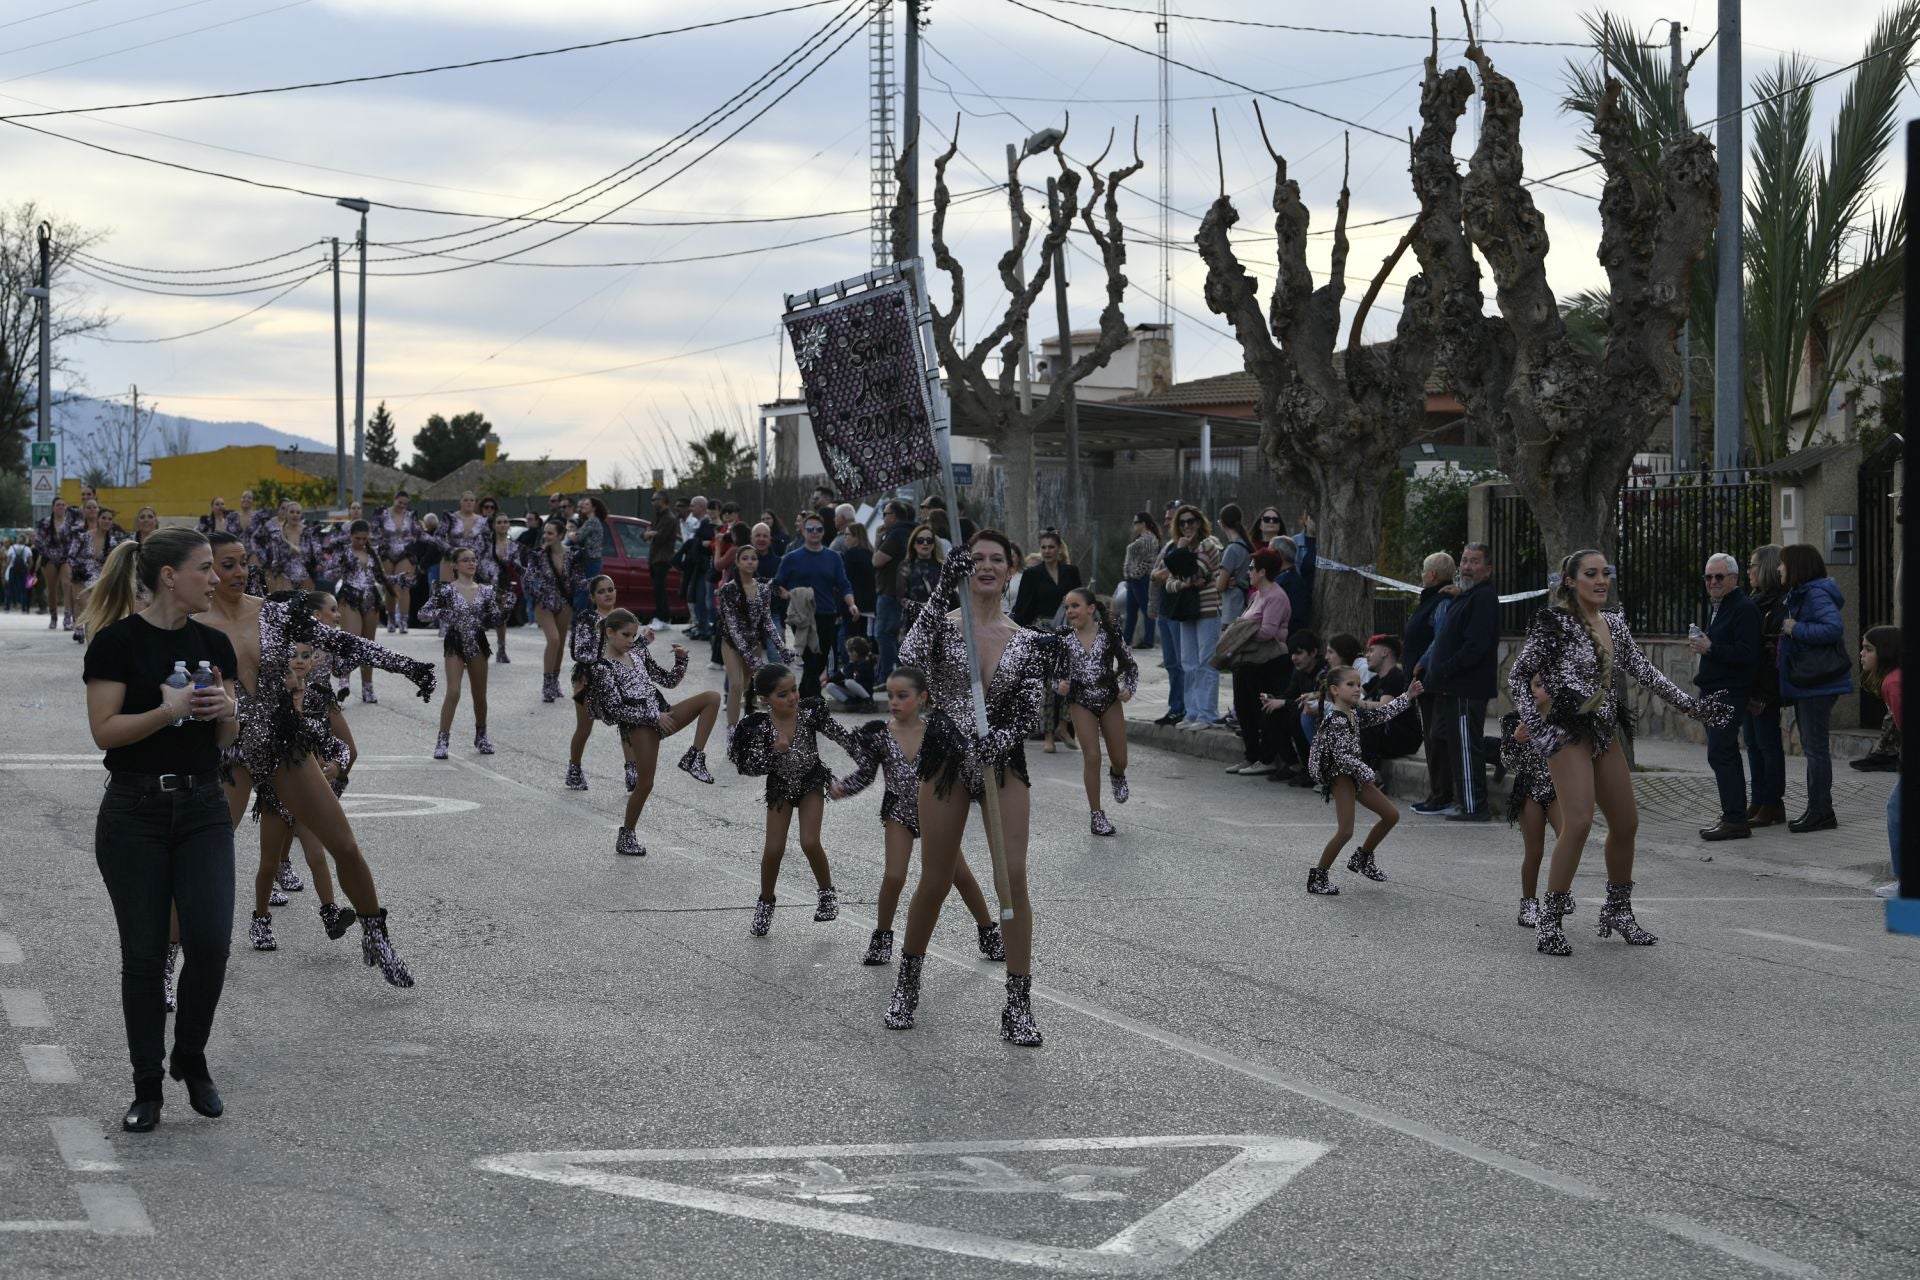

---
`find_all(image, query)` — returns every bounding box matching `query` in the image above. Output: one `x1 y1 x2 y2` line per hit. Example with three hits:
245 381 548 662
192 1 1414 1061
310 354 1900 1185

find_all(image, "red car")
603 514 690 623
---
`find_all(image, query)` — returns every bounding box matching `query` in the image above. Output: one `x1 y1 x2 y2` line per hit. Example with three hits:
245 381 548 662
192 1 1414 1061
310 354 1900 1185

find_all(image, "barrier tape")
1314 555 1549 606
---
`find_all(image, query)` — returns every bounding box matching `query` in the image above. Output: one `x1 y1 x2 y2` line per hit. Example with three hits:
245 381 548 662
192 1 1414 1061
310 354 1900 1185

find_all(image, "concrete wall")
58 446 305 519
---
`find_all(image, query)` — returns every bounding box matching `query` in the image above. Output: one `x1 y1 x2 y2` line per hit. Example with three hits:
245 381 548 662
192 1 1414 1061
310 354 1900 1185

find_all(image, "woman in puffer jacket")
1776 543 1853 833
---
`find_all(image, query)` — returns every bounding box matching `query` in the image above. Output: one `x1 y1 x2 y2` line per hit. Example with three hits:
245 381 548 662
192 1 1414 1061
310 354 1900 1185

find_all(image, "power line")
1028 0 1658 47
81 270 328 344
70 238 326 276
65 258 327 298
0 0 220 58
0 0 314 86
0 2 104 35
0 0 842 118
368 225 867 272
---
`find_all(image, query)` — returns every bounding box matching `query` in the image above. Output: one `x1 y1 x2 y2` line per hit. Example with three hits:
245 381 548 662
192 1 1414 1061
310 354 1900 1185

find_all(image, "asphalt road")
1 610 1914 1279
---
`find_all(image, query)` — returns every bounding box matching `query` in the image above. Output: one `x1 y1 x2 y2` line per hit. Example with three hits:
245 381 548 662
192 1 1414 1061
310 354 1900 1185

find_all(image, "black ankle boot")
977 922 1005 961
862 929 894 965
1536 889 1575 956
167 1052 223 1118
885 953 924 1029
1596 881 1657 945
122 1078 164 1132
1000 973 1043 1047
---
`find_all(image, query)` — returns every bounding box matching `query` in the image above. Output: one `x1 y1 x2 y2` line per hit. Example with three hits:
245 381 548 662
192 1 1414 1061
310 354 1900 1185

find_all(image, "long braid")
1555 549 1612 713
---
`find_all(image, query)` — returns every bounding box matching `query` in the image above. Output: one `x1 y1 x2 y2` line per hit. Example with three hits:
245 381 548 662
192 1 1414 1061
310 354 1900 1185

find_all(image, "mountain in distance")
53 393 333 457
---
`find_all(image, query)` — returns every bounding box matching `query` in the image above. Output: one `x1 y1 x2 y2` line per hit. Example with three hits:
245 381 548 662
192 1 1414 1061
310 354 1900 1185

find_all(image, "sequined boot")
1535 889 1575 957
1596 881 1658 945
162 942 180 1012
977 922 1005 961
47 609 56 630
1345 845 1387 881
749 897 775 937
1306 867 1340 895
1110 772 1130 804
361 681 377 704
249 913 277 951
862 929 894 965
61 608 72 631
276 858 303 893
432 732 449 760
1090 809 1117 836
1000 974 1043 1047
360 909 414 987
542 671 560 703
496 638 509 664
475 726 495 755
564 762 589 791
615 827 645 856
814 888 839 921
1517 896 1540 928
318 902 356 940
885 953 924 1029
624 760 639 793
677 747 713 784
269 884 289 907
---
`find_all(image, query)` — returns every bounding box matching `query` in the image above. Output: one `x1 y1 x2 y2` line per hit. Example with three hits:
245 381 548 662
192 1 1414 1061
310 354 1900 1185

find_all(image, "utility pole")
129 383 138 486
35 221 50 448
902 0 921 263
1048 178 1081 557
1714 0 1743 480
338 198 371 502
1671 19 1694 472
332 236 346 508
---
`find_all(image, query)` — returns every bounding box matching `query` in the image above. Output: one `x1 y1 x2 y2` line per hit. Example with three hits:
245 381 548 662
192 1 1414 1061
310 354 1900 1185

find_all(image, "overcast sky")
5 0 1908 483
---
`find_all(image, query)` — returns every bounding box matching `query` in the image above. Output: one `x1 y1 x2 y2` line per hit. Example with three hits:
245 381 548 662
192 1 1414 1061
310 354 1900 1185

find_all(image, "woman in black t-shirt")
80 530 240 1134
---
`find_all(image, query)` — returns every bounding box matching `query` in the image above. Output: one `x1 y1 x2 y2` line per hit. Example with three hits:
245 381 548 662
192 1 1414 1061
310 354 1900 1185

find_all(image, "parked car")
604 515 689 623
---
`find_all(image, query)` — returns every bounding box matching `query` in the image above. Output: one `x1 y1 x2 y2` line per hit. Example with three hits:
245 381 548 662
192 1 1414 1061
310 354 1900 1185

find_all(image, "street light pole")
35 221 50 449
1713 0 1743 480
903 0 920 263
337 198 371 503
1047 178 1081 559
332 236 346 509
1671 18 1694 472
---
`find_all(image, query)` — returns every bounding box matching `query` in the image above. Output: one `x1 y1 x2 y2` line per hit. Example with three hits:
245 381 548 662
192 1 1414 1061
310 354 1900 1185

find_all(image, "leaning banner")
783 278 941 500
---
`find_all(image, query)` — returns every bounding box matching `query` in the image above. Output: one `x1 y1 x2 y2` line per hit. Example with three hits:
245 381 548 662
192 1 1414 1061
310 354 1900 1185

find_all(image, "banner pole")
905 257 1016 925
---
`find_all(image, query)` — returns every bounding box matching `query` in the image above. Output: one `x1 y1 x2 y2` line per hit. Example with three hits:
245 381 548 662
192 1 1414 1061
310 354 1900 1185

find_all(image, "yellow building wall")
59 446 306 518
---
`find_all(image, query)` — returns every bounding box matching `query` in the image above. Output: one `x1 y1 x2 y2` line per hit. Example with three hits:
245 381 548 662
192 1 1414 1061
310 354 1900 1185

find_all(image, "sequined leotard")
1506 607 1732 755
254 668 353 825
1499 709 1558 823
898 548 1066 799
585 643 688 743
67 524 130 587
1058 622 1138 716
255 521 321 586
515 540 583 616
728 699 862 810
1306 690 1417 797
375 509 422 566
715 577 793 669
32 512 71 567
443 514 494 583
837 720 927 836
326 540 383 615
418 582 514 662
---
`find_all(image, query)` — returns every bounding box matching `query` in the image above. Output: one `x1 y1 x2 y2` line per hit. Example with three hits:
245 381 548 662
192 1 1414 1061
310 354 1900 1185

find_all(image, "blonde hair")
80 529 210 643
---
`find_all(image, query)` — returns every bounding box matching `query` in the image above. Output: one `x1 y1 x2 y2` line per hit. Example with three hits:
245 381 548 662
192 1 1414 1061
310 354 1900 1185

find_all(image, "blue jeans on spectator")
1705 698 1750 822
1161 620 1187 718
1794 694 1838 819
692 573 714 636
1123 577 1153 647
1743 703 1786 808
874 594 902 682
1178 615 1222 724
572 557 603 612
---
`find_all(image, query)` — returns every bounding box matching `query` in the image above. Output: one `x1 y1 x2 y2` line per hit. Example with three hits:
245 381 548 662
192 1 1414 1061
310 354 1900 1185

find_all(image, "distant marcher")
1692 552 1761 841
1777 544 1852 833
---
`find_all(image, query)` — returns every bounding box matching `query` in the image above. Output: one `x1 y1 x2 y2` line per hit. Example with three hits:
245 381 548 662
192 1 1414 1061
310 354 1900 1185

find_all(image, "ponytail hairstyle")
598 607 639 649
745 662 795 715
1317 664 1356 723
887 663 930 710
80 528 210 643
1066 587 1126 685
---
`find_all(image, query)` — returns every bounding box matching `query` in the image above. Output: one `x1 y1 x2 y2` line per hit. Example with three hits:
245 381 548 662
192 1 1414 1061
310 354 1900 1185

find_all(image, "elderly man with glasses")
773 515 860 700
1692 551 1763 841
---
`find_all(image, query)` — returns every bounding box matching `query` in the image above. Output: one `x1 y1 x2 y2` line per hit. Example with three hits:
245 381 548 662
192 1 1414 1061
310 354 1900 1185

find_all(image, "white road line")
1641 1212 1821 1279
74 1184 153 1236
1733 929 1857 955
20 1045 79 1084
0 931 20 964
1 989 51 1027
49 1118 120 1173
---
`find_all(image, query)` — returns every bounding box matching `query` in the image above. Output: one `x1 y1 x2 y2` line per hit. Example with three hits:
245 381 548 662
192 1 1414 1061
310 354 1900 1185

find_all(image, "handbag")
1208 615 1282 670
1785 633 1850 688
1163 585 1200 623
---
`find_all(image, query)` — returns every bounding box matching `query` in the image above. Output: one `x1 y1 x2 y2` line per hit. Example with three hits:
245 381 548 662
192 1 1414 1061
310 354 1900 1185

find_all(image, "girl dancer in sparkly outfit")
1506 550 1733 955
1501 672 1564 928
518 518 582 703
203 535 435 986
584 609 721 856
486 510 520 663
68 500 132 642
33 496 74 630
1304 667 1422 894
375 492 422 633
324 520 385 703
258 501 318 592
716 543 793 727
729 664 857 936
419 547 515 759
565 575 640 792
1054 587 1138 836
832 666 1004 966
884 537 1065 1048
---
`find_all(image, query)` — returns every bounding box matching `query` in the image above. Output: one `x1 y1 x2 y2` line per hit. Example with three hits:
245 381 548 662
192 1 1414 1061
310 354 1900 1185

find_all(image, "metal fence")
1857 440 1902 724
1488 490 1548 634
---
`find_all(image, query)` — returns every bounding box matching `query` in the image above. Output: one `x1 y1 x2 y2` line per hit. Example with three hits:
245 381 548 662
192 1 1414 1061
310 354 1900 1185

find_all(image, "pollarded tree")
1194 111 1442 639
1410 11 1719 571
892 119 1141 546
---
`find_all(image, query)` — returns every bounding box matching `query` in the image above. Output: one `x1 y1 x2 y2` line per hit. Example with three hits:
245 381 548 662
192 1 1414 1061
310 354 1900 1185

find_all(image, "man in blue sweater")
774 514 859 700
1419 543 1499 822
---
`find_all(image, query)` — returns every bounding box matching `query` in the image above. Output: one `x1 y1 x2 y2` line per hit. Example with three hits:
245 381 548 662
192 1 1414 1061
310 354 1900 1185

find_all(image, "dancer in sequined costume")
197 498 242 539
444 492 491 577
583 609 721 856
32 496 75 630
1500 671 1565 929
832 666 1003 966
1506 550 1735 956
202 536 435 986
375 492 422 634
418 547 515 759
68 501 132 642
1302 667 1422 893
322 520 385 703
1054 588 1138 836
564 575 640 792
716 544 794 727
884 537 1065 1047
517 518 584 703
485 510 520 663
256 501 320 592
728 665 858 935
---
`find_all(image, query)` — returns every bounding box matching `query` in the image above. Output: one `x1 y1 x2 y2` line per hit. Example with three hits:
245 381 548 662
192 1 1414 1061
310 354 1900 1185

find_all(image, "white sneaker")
1873 881 1900 899
652 620 673 631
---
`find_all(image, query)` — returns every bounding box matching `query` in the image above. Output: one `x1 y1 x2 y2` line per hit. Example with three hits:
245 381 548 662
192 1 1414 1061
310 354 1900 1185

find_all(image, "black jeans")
1704 696 1750 821
1795 694 1839 818
1418 691 1452 806
94 778 235 1086
1232 657 1291 763
1744 702 1787 807
648 561 673 624
801 613 839 700
1439 694 1489 814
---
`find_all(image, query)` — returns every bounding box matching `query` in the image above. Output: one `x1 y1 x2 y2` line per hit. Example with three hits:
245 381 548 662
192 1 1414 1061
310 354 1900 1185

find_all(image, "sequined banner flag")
783 280 942 500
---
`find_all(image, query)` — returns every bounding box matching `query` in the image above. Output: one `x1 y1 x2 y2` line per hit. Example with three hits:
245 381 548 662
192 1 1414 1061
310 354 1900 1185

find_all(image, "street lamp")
337 197 370 505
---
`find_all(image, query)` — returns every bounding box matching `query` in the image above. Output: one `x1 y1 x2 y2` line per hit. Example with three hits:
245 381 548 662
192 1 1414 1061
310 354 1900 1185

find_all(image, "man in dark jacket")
1404 551 1457 814
1271 516 1317 634
1693 551 1762 840
1422 543 1499 821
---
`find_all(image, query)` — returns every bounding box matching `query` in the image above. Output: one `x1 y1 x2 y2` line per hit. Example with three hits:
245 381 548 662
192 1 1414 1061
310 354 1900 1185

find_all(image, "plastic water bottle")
166 660 191 726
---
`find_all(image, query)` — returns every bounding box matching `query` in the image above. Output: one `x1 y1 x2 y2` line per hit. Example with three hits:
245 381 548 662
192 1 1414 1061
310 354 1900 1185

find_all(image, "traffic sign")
28 441 56 470
30 469 56 502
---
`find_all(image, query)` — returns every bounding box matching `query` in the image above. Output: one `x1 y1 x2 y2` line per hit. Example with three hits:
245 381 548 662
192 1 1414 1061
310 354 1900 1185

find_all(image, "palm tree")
1571 4 1920 464
678 429 755 492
